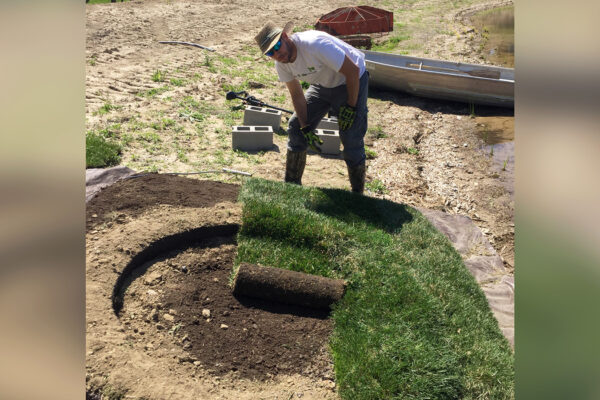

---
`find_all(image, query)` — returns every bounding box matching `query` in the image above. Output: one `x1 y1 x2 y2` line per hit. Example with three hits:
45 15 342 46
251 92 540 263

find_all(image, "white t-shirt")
275 31 366 88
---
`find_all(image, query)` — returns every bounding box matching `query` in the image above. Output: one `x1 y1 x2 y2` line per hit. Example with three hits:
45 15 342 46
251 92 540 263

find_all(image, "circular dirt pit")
86 175 337 399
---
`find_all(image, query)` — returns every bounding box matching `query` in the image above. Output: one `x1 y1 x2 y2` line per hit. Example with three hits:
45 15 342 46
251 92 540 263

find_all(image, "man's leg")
285 85 332 185
332 72 369 193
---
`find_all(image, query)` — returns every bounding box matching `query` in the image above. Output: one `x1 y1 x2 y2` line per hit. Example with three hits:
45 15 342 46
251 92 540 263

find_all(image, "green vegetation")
293 24 315 32
150 118 175 131
170 78 185 86
365 146 377 160
100 383 127 400
407 147 419 155
96 101 119 115
138 86 170 97
235 179 514 399
368 125 388 139
365 179 388 194
372 34 411 52
86 131 122 168
152 70 166 82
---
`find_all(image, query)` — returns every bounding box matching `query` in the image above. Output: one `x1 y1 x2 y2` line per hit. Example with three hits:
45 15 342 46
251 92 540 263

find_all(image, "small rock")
181 266 188 273
183 342 192 350
212 277 219 282
193 361 202 366
222 310 230 316
178 356 196 364
169 309 177 315
220 324 229 329
92 214 98 218
144 343 154 350
202 309 211 318
163 314 174 322
144 272 162 286
463 143 468 147
156 323 165 330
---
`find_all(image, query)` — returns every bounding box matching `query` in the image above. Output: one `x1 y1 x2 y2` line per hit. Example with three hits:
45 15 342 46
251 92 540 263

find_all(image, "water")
470 6 515 194
471 6 514 68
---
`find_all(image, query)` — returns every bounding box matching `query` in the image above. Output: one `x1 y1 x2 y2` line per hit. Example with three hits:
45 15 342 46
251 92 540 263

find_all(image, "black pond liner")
112 224 240 316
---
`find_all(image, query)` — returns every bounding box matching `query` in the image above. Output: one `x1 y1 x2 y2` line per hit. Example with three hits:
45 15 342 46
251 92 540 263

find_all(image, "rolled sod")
232 263 346 309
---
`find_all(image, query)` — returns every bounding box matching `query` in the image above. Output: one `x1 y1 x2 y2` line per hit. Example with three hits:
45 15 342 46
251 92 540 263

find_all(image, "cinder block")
317 117 339 130
243 106 282 131
315 129 341 155
232 126 273 151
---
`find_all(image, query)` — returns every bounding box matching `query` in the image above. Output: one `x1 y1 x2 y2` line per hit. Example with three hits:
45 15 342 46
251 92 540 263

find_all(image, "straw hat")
255 21 294 55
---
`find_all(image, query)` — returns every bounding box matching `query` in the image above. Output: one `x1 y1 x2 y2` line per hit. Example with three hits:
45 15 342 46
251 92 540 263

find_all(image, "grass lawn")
235 178 514 399
86 131 122 168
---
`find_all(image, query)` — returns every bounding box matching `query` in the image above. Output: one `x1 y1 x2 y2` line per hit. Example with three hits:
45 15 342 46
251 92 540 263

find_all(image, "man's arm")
285 79 308 128
338 55 360 107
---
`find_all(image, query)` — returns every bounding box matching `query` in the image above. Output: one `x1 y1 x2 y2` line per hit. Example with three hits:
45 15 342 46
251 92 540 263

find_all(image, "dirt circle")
86 175 337 399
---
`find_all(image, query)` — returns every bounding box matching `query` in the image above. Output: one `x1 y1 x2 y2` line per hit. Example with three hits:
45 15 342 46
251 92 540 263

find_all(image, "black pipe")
225 91 293 114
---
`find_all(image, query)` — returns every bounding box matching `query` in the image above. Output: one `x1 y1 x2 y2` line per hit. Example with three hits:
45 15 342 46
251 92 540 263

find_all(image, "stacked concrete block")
231 126 273 151
315 129 341 155
243 106 282 131
317 117 339 130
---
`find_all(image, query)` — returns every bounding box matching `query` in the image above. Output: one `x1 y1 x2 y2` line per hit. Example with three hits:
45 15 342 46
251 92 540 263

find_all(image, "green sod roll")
232 263 346 310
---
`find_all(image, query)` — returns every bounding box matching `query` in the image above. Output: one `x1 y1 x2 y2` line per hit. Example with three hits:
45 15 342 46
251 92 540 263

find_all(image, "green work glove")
338 103 356 130
300 126 323 153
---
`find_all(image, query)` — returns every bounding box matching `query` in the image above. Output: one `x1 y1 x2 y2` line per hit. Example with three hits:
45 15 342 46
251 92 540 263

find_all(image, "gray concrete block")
232 126 273 151
317 117 339 130
243 106 282 131
315 129 341 155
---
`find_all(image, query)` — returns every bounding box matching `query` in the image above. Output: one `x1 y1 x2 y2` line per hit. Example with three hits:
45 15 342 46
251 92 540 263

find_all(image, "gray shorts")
287 71 369 167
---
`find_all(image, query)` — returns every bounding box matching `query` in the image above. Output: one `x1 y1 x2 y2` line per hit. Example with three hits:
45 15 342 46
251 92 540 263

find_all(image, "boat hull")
363 50 514 108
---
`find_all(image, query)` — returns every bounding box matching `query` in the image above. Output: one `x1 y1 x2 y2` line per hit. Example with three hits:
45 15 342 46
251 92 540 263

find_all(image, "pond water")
471 6 514 68
470 6 514 195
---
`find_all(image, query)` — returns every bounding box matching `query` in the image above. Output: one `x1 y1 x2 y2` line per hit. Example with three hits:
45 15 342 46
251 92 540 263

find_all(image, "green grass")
86 131 122 168
152 70 165 82
372 34 411 52
365 146 378 160
368 125 388 139
235 179 514 399
366 179 388 194
96 101 120 115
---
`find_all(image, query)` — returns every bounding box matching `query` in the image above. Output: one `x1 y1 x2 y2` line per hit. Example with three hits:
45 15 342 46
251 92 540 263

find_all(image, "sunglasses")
265 40 282 57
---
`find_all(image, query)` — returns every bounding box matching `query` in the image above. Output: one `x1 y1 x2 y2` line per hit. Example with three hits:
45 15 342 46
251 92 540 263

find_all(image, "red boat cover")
315 6 393 36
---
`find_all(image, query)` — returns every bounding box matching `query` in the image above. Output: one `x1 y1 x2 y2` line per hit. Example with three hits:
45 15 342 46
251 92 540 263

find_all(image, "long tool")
406 62 501 79
226 91 293 114
159 41 215 52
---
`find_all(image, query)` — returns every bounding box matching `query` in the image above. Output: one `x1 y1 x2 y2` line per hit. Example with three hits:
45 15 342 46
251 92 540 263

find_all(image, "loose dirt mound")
86 176 336 399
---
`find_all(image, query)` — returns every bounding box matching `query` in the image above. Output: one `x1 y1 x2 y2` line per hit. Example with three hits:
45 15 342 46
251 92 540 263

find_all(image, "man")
254 21 369 193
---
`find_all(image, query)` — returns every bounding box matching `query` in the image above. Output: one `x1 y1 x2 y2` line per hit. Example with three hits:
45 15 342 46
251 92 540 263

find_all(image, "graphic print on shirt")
297 65 317 78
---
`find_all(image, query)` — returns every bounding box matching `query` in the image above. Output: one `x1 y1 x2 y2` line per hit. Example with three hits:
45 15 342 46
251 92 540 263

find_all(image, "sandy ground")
86 0 514 398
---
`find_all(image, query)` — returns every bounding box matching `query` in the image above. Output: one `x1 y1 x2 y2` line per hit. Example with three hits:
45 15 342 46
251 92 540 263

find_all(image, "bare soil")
86 0 514 398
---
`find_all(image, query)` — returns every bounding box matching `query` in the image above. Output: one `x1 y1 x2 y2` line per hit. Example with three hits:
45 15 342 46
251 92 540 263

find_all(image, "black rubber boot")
347 162 366 193
284 150 307 185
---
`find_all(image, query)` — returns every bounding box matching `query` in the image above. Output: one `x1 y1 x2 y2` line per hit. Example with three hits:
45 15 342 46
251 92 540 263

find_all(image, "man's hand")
300 126 323 153
339 104 356 130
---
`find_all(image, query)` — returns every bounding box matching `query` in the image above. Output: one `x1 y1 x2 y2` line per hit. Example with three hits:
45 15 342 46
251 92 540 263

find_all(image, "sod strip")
235 178 514 399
